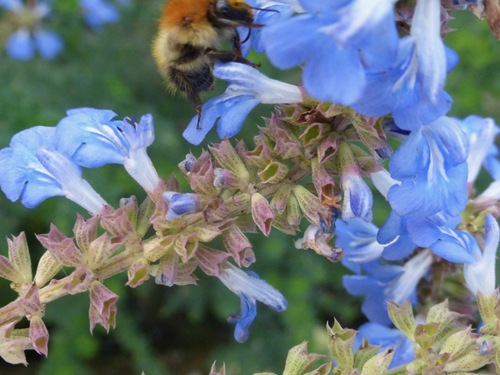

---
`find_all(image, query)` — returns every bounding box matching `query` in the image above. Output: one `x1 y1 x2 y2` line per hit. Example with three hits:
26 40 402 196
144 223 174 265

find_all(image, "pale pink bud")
196 246 229 277
29 315 49 357
126 258 150 288
222 226 255 267
64 266 93 294
258 161 289 184
34 251 62 288
89 281 119 333
0 233 33 285
0 322 31 365
73 214 99 253
251 193 275 236
209 139 250 185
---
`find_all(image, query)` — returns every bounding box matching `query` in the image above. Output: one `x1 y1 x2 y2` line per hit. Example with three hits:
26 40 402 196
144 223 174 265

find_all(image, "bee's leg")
206 49 260 68
231 31 244 57
195 103 202 130
169 65 213 130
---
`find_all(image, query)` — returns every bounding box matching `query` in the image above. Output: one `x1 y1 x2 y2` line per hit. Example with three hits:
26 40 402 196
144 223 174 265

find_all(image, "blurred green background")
0 2 499 374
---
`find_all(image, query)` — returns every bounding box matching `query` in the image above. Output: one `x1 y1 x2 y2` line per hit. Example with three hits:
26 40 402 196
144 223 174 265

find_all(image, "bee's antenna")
249 6 280 14
196 105 203 130
241 28 252 44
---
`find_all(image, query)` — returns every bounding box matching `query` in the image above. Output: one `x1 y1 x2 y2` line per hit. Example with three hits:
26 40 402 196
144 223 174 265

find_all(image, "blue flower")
464 214 499 296
356 322 415 369
163 192 200 220
238 0 300 57
55 108 160 192
182 62 302 145
260 0 398 105
217 262 287 343
387 116 468 219
351 0 460 131
227 293 257 343
1 1 63 60
343 250 432 325
459 115 500 183
377 211 417 261
335 218 384 273
79 0 120 29
340 172 373 222
0 126 107 213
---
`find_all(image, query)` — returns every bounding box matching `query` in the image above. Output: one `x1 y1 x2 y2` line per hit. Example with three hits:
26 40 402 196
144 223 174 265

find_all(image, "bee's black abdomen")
174 43 204 65
185 63 214 93
168 63 213 108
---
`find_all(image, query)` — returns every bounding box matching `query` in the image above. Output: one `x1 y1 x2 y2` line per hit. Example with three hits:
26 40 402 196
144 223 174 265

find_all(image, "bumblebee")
152 0 261 127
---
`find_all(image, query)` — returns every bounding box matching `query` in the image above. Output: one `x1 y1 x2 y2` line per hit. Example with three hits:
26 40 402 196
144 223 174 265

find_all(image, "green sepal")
327 320 356 371
388 300 416 341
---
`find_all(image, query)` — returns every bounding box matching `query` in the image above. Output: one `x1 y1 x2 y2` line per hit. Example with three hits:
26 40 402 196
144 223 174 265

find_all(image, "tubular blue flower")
238 0 300 56
0 126 107 214
459 115 499 183
484 144 500 182
370 169 398 200
335 218 384 274
428 226 479 264
321 0 396 46
343 250 432 325
79 0 120 29
379 209 478 264
352 0 459 132
340 173 373 222
1 1 63 60
464 214 499 296
163 192 200 220
55 108 160 192
388 116 469 219
356 322 415 369
411 0 447 105
369 172 418 259
217 262 287 343
377 211 417 261
261 0 398 105
182 62 302 145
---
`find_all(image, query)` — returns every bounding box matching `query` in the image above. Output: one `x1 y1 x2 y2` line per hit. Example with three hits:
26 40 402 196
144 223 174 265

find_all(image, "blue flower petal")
34 29 64 59
357 322 415 368
304 45 365 104
388 118 469 218
261 14 316 69
182 97 226 146
0 0 21 10
55 108 126 167
429 229 478 264
0 127 63 207
163 192 199 220
228 294 257 343
357 12 399 70
80 0 120 29
6 29 34 61
378 211 417 261
343 275 392 326
217 96 259 139
298 0 346 13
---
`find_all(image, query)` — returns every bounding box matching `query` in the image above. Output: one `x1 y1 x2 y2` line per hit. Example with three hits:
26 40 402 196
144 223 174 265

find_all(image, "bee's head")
214 0 254 26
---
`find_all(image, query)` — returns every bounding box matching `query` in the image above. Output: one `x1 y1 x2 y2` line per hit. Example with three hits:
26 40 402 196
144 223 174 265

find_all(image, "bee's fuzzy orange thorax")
159 0 212 29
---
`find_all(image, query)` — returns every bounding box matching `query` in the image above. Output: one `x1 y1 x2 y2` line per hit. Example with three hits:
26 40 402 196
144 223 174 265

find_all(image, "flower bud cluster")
220 299 499 374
